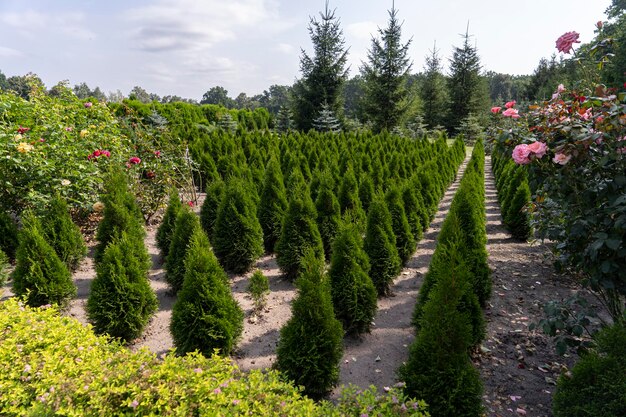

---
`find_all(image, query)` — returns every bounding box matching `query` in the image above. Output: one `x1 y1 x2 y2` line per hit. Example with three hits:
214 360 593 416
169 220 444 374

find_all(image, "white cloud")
346 21 379 41
276 43 295 54
0 46 22 58
0 10 95 40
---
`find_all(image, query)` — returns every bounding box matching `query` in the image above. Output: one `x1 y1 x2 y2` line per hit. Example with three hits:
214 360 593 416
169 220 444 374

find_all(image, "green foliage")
275 251 344 399
213 179 264 274
0 249 9 288
358 174 375 212
402 183 425 242
258 158 288 253
553 322 626 417
312 102 342 133
248 269 270 312
40 195 87 271
12 212 75 307
329 221 378 335
276 189 325 281
165 206 200 293
386 186 417 264
364 198 401 296
171 228 243 356
315 172 342 259
504 181 532 240
86 232 157 342
361 6 413 132
156 188 182 258
200 179 226 244
400 242 484 417
420 45 449 130
0 208 19 260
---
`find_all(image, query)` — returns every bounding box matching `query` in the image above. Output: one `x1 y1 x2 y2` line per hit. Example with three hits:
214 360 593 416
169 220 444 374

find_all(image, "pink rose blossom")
556 31 580 54
187 201 194 207
128 156 141 165
65 126 73 132
502 108 520 119
505 100 516 109
39 138 45 142
528 141 548 158
557 84 566 93
130 400 139 409
491 106 502 114
84 102 93 108
512 144 532 164
553 153 572 165
153 150 162 157
213 388 221 394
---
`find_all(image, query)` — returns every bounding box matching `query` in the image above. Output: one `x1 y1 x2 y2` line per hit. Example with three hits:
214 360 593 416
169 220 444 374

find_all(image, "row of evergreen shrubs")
0 297 428 416
400 140 489 417
491 148 532 240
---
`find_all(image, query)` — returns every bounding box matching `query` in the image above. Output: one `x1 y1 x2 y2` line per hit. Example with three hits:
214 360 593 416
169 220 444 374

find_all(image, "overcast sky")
0 0 612 101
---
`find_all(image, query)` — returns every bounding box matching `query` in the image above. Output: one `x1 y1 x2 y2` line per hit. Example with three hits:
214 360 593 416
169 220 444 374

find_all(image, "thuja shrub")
276 190 325 281
0 249 9 288
156 187 182 259
212 179 264 274
504 181 532 240
358 174 375 212
12 212 75 307
0 208 19 261
40 195 87 271
171 228 243 356
386 186 416 265
199 179 225 244
275 251 344 399
315 171 342 260
402 183 425 242
257 157 288 253
248 269 270 312
86 232 157 342
364 198 401 296
553 322 626 417
399 243 484 417
165 206 200 293
329 221 377 335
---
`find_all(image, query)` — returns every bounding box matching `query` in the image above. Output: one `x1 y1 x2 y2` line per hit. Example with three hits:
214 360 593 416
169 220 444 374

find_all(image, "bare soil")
0 155 599 417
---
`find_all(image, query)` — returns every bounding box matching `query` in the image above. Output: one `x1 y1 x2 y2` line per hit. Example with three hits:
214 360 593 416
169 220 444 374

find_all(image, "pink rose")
153 150 162 157
556 31 580 54
128 156 141 165
505 100 516 109
557 84 566 93
502 108 520 119
553 153 572 165
84 102 93 108
512 144 532 164
528 141 548 158
491 106 502 114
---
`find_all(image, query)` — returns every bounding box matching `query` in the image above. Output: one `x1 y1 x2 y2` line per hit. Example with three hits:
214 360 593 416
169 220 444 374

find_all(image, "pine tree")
420 43 449 130
171 228 243 356
329 221 378 335
275 250 344 399
361 4 412 133
218 113 237 134
212 179 264 274
363 198 401 296
276 189 325 281
385 186 416 264
12 212 76 307
447 27 487 131
315 171 342 260
456 113 484 145
257 158 288 253
200 179 225 244
156 188 182 259
275 106 294 133
292 1 349 131
312 102 342 133
165 206 201 293
41 195 87 271
86 232 157 342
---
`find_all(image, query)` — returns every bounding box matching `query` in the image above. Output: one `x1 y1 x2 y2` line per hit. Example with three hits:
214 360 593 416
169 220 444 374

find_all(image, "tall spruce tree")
447 27 485 131
361 4 412 133
420 43 449 130
292 1 349 131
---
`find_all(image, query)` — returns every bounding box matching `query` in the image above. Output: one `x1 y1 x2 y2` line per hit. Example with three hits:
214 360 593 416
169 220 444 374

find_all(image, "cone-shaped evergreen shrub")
171 228 243 356
12 212 75 307
363 198 401 296
329 221 377 335
358 174 375 212
41 195 87 271
504 181 532 240
212 179 264 274
285 168 307 200
257 158 288 253
166 206 201 292
248 269 270 311
86 232 157 342
0 208 19 261
338 166 366 227
156 188 182 259
276 190 325 281
315 172 341 260
200 180 225 244
95 170 146 264
275 250 344 399
385 187 416 264
402 183 425 242
0 249 9 287
399 243 484 417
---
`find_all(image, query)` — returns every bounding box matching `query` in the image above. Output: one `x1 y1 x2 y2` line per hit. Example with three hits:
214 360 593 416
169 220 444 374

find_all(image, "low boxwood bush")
0 298 427 416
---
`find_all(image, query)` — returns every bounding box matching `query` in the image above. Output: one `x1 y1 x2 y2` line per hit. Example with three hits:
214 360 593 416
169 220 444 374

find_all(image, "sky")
0 0 613 101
